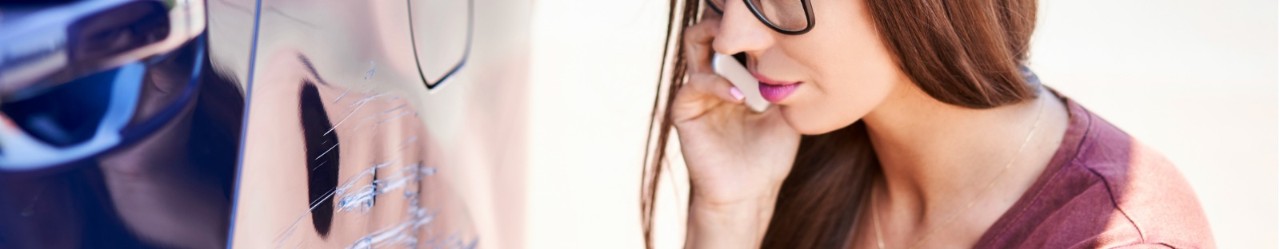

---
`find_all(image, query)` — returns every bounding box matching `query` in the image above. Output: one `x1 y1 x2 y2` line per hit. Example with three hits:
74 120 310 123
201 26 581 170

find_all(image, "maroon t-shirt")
972 96 1215 248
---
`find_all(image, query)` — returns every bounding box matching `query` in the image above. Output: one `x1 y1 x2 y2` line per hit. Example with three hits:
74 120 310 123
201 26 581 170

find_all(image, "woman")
641 0 1214 248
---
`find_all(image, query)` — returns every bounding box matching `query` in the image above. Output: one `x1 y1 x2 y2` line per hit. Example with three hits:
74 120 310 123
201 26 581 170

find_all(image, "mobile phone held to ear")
712 53 770 113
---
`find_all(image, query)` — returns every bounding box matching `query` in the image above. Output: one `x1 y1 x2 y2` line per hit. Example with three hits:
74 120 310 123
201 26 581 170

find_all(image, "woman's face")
712 0 907 134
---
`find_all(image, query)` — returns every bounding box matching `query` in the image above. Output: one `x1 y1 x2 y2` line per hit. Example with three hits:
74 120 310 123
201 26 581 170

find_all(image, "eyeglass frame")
705 0 816 35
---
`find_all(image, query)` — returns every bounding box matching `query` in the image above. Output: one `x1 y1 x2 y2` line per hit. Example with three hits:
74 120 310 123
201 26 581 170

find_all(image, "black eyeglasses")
706 0 815 35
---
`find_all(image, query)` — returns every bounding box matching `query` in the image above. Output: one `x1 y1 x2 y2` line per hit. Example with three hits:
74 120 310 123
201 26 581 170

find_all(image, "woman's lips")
758 83 799 103
752 72 800 103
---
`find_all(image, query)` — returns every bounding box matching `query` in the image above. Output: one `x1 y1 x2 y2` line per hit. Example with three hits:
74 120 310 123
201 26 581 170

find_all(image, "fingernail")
729 87 745 101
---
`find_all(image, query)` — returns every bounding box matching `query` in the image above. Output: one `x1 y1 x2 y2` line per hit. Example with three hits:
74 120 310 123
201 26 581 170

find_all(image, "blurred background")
523 0 1277 248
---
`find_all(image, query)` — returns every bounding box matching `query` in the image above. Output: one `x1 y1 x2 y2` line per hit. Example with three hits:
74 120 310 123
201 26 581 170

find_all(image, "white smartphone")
712 53 770 112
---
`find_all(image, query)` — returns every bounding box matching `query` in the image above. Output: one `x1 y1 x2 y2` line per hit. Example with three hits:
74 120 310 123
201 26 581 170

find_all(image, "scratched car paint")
0 0 493 248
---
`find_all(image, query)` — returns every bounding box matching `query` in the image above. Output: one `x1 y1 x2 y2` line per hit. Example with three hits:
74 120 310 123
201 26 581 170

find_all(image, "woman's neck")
859 81 1069 243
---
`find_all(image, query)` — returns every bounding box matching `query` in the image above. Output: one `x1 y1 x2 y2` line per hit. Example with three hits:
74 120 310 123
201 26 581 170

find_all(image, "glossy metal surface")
1 0 522 247
210 0 525 248
1 0 241 247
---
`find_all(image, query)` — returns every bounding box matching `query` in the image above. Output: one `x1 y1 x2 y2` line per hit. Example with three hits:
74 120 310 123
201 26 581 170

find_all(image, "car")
0 0 484 248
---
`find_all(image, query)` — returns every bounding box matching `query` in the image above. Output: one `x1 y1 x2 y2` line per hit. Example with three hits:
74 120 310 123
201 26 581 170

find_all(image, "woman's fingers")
683 19 720 74
687 73 745 104
673 72 746 124
676 15 744 118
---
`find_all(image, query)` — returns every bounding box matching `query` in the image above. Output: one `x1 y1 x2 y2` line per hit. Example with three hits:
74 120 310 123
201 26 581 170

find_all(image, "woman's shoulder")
1064 100 1215 248
977 97 1215 248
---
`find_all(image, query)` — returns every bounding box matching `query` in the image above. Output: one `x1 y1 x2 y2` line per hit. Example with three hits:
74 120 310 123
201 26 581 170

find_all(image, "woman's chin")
779 107 864 135
795 125 844 136
780 112 836 135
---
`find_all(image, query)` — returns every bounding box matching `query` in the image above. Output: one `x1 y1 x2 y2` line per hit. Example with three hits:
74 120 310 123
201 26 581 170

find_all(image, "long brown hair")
641 0 1039 248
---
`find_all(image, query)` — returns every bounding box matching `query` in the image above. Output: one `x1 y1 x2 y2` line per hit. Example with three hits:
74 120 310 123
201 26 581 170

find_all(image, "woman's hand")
672 12 802 249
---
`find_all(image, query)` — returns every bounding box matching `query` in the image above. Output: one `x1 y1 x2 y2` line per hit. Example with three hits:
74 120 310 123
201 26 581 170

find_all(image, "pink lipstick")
752 72 800 103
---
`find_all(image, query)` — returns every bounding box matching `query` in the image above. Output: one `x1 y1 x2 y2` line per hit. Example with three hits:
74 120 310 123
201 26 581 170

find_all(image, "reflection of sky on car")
0 1 244 247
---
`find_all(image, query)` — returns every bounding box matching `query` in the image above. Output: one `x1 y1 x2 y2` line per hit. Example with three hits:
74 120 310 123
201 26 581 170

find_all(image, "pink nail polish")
729 87 745 101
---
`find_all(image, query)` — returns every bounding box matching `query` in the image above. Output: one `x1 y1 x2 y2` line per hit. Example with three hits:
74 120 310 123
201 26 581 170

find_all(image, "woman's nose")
712 1 775 57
